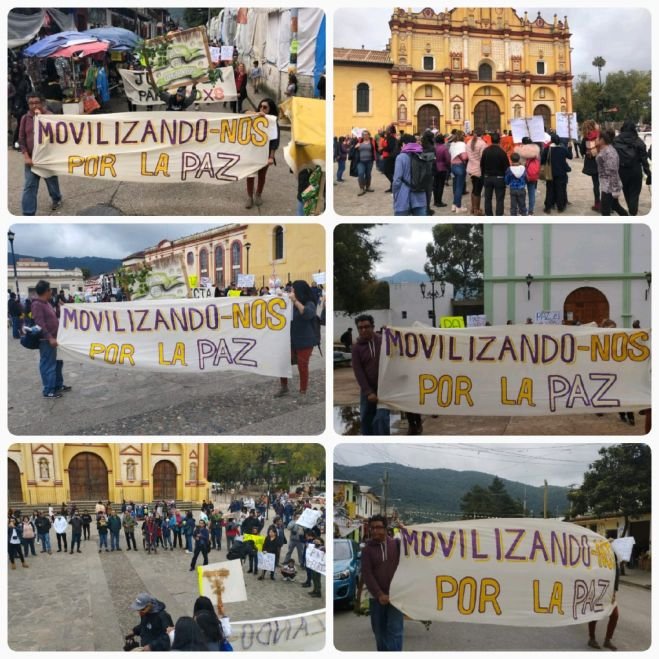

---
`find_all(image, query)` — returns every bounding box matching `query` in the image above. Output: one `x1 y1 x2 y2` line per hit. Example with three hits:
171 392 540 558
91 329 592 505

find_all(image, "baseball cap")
129 593 154 610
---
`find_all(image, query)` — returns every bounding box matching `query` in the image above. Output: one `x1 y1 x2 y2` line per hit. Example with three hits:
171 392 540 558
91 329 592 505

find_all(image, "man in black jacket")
128 593 173 651
480 133 510 216
34 511 52 554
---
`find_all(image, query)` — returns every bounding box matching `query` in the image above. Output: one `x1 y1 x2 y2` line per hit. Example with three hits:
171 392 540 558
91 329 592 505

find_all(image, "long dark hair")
292 280 312 305
259 98 278 116
195 610 221 644
171 616 208 651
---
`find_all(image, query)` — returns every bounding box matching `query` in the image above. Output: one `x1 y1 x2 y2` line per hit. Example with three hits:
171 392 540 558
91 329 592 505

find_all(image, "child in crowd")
250 60 262 93
504 152 528 216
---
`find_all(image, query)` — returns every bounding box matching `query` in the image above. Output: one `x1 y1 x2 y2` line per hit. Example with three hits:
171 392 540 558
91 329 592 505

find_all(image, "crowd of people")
334 120 651 216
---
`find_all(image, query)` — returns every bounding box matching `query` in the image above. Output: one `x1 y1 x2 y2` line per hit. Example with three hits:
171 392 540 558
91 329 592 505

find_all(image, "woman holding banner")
245 98 279 208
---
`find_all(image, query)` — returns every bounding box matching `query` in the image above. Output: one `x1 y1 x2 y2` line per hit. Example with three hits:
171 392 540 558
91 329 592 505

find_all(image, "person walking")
356 130 377 195
613 119 651 216
392 134 429 216
542 133 572 213
580 119 601 212
189 520 210 571
596 130 629 216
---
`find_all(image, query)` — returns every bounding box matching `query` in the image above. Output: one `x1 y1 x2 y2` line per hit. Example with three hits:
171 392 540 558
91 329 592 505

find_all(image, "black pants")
22 538 36 556
433 170 448 205
483 176 506 216
619 168 643 216
191 543 208 568
311 570 321 594
125 531 137 550
9 543 25 564
56 532 67 551
173 530 182 548
70 532 81 552
600 193 629 216
82 524 90 540
544 177 568 212
590 173 600 205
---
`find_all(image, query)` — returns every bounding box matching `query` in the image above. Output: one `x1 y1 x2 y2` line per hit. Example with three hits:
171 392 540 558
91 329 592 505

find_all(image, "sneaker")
357 190 367 196
14 142 20 150
51 199 63 211
254 193 263 207
245 196 254 209
44 392 63 399
451 204 457 212
588 638 601 649
57 385 73 393
22 563 29 568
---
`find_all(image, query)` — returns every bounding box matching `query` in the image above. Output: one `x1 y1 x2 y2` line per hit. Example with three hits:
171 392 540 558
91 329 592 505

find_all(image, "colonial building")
485 224 651 326
8 443 208 506
335 7 573 135
7 258 84 298
125 224 325 291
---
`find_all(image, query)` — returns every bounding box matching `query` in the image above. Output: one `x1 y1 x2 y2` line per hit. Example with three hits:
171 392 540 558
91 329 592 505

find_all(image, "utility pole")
382 469 389 523
523 486 527 517
543 480 548 519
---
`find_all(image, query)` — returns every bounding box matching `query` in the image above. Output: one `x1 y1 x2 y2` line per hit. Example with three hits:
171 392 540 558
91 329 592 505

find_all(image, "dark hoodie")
351 331 382 396
132 597 173 650
361 535 401 599
613 124 651 176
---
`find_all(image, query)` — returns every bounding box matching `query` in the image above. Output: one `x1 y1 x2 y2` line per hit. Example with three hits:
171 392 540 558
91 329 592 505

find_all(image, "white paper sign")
556 112 579 140
611 536 635 562
257 551 276 571
237 274 256 288
57 296 294 378
221 46 235 61
466 314 487 328
210 46 221 63
31 112 274 185
510 116 546 143
391 519 617 627
230 610 325 651
312 272 326 285
377 325 651 416
305 545 326 575
297 508 322 529
534 311 563 325
198 559 247 605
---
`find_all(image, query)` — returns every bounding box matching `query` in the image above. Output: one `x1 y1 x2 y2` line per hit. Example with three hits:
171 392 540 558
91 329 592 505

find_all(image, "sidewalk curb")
620 578 651 590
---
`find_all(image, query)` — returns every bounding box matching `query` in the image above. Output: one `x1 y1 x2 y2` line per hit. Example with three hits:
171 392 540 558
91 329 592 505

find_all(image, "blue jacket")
290 301 317 350
505 165 527 190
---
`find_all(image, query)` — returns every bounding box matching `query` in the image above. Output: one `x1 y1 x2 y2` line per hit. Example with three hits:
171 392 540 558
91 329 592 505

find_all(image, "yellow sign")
243 533 265 551
440 316 465 328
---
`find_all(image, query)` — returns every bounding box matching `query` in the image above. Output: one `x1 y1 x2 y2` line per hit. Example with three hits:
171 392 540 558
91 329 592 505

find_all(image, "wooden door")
8 459 23 502
473 100 501 133
68 452 109 501
564 287 610 326
534 104 552 131
153 460 177 500
417 104 440 132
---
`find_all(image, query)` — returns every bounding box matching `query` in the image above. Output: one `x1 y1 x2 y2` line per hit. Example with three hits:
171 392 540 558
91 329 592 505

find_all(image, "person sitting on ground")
281 558 297 581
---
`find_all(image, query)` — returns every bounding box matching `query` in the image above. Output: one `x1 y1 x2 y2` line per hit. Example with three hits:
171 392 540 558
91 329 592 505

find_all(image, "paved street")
7 89 304 217
8 501 326 651
7 334 325 435
333 161 652 217
334 579 650 651
334 367 648 436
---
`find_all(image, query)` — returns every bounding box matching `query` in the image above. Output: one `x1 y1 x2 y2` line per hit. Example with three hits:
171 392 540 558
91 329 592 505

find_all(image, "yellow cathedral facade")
335 7 574 136
8 443 209 506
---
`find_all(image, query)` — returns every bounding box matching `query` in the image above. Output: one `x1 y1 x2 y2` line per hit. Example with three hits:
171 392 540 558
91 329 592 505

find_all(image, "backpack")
525 157 540 183
20 328 42 350
403 151 435 192
614 140 637 169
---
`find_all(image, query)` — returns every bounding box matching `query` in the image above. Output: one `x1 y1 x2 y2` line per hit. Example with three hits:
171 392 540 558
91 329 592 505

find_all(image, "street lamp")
645 271 651 301
7 230 19 298
244 242 252 275
525 273 534 300
419 271 445 328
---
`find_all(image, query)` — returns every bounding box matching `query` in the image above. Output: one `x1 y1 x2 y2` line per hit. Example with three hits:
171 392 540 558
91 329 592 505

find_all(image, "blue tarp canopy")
82 27 139 51
23 31 92 57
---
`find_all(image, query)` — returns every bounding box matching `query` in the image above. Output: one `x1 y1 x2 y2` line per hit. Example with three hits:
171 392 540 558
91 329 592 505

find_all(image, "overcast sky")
334 443 612 487
8 224 221 259
334 7 651 79
369 223 435 278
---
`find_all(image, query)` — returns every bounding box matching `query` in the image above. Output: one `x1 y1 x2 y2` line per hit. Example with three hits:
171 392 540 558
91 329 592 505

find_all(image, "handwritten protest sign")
611 537 635 563
145 27 212 90
56 296 293 378
230 610 325 651
237 274 256 288
30 112 276 185
198 560 247 609
257 551 276 572
467 315 487 328
119 67 237 106
390 519 617 627
297 508 322 529
305 545 326 575
535 310 562 325
510 116 546 143
220 46 235 62
312 272 326 285
556 112 579 140
210 46 221 63
377 324 650 416
440 316 465 328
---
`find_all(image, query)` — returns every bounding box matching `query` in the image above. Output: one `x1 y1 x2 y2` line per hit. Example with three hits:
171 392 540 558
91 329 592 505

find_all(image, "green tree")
115 262 152 301
182 8 221 29
461 476 523 518
603 70 652 123
567 444 650 536
572 74 601 122
80 267 91 281
592 56 606 86
334 224 383 313
425 224 483 299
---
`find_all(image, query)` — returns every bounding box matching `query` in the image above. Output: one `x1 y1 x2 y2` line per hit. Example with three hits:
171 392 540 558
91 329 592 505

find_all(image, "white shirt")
53 516 68 533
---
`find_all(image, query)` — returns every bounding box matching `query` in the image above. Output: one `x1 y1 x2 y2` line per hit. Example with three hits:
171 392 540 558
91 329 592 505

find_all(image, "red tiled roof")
334 47 391 64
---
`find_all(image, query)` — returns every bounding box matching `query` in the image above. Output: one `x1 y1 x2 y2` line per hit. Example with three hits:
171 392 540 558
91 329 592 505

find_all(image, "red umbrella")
49 40 110 58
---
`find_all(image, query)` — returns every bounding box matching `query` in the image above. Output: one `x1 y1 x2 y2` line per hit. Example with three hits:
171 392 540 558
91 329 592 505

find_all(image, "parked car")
333 538 360 607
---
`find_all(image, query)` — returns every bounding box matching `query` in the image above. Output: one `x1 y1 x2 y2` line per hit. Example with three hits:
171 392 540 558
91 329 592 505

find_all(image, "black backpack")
403 151 435 192
20 329 42 350
311 314 323 355
613 140 638 169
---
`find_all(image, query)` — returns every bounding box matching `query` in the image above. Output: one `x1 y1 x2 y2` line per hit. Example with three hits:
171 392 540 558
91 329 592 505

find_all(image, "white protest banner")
145 27 212 90
220 46 235 62
198 559 247 610
297 508 322 529
535 310 563 325
611 537 635 563
391 519 617 627
510 116 545 143
556 112 579 140
132 254 189 300
257 551 276 572
377 324 650 416
467 314 487 328
210 46 221 63
119 67 238 106
230 610 325 651
237 274 256 288
305 545 326 575
312 272 326 285
31 112 275 184
57 296 293 378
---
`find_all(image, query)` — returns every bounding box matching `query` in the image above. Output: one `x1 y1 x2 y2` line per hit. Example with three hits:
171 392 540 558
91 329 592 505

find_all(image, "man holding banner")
362 514 404 651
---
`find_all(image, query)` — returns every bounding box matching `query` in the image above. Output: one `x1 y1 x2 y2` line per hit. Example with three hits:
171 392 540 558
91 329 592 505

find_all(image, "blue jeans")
38 532 51 552
359 392 391 435
527 182 537 213
394 207 427 216
110 530 120 550
11 316 22 338
336 159 346 181
38 342 63 396
357 160 374 188
370 599 404 651
99 533 108 550
186 534 193 551
451 163 466 207
297 199 305 216
22 165 61 216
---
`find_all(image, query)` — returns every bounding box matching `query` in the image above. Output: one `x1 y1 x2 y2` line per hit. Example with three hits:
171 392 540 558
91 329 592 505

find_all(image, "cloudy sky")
368 223 435 278
334 443 611 487
334 7 651 78
8 224 222 259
